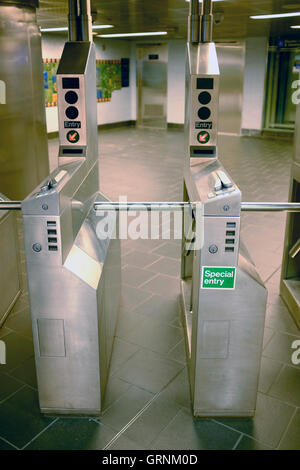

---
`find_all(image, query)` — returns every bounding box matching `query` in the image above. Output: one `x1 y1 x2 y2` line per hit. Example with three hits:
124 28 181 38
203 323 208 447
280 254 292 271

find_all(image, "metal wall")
0 2 49 200
216 42 245 135
137 44 168 129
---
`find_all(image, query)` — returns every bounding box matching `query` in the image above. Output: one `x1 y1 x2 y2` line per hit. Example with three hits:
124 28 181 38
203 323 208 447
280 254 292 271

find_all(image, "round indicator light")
197 107 211 120
198 91 211 105
65 91 78 105
197 131 210 144
67 130 80 143
65 106 79 120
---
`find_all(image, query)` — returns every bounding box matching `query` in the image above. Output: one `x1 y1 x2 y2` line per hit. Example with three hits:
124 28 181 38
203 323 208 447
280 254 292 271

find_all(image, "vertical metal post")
188 0 200 44
68 0 79 41
79 0 93 42
201 0 213 43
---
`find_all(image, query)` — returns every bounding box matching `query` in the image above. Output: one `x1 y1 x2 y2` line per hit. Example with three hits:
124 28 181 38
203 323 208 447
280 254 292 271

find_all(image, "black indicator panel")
62 77 80 89
197 78 214 90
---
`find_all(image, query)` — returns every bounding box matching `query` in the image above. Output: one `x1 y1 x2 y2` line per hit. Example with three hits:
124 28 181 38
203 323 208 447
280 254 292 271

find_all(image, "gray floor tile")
101 385 154 432
141 274 180 297
215 393 295 448
120 315 183 355
102 375 131 411
265 300 300 336
120 286 152 312
109 337 140 375
0 386 55 448
124 394 181 448
262 326 275 350
147 257 181 278
25 418 115 450
258 357 283 394
0 327 12 339
268 365 300 407
167 339 186 365
152 242 181 260
106 434 145 450
151 408 240 450
122 250 161 268
116 349 183 394
278 409 300 450
263 332 300 368
122 266 156 288
133 294 179 326
4 308 33 339
159 367 191 408
0 332 34 374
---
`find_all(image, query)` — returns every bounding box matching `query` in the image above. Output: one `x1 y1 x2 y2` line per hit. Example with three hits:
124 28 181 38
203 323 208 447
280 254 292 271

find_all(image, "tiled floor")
0 127 299 450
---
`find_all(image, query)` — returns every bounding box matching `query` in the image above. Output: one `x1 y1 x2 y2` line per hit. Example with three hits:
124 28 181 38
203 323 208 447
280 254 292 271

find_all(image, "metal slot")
48 245 58 252
226 222 236 228
48 238 57 244
47 221 56 227
47 229 57 235
225 246 234 252
225 238 235 244
226 230 235 236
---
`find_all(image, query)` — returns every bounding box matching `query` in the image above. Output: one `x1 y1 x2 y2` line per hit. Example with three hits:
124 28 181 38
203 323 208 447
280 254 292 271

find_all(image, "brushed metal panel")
37 319 66 357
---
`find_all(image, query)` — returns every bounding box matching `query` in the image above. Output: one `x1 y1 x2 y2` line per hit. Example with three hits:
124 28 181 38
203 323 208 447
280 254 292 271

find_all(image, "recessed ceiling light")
291 24 300 28
40 24 114 32
98 32 168 38
250 12 300 19
185 0 225 2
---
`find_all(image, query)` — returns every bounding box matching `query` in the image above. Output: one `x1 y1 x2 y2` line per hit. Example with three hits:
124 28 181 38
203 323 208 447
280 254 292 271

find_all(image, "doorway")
136 44 168 129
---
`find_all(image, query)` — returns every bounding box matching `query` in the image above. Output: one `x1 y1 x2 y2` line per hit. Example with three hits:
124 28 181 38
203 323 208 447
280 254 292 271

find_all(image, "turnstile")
180 0 267 417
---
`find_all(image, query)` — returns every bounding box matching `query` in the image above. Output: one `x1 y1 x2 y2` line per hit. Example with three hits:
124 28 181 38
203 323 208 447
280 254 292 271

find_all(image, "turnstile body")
180 12 267 416
21 40 121 415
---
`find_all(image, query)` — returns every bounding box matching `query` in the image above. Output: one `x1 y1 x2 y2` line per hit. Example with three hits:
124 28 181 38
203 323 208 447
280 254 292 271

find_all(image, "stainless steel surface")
0 2 49 200
68 0 78 41
188 0 200 44
216 43 245 136
201 0 213 44
22 33 121 415
0 202 22 210
280 82 300 328
0 193 21 328
241 202 300 212
289 238 300 259
137 44 168 130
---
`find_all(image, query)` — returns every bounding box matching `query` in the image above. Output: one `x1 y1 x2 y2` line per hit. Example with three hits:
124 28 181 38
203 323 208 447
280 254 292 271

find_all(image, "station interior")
0 0 299 451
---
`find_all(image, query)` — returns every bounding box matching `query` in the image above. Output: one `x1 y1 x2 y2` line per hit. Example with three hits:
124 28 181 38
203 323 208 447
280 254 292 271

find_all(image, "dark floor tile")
0 372 24 402
278 409 300 450
116 349 183 394
235 435 273 450
106 434 145 450
0 386 55 448
263 332 300 368
151 408 240 450
9 356 38 389
101 385 154 432
4 308 33 339
0 332 34 374
9 294 29 316
122 250 161 269
122 266 156 288
268 365 300 407
102 375 131 411
25 418 115 450
258 357 283 394
0 327 12 339
124 394 181 448
0 437 16 450
265 300 299 336
215 393 295 448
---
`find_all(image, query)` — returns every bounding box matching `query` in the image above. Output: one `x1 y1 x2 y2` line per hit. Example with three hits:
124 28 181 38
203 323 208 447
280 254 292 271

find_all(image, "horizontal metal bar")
241 202 300 212
0 201 22 210
94 202 191 211
289 238 300 259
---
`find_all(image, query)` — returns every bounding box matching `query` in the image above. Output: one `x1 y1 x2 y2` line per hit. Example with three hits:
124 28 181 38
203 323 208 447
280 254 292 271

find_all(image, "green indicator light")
66 130 80 143
197 131 210 144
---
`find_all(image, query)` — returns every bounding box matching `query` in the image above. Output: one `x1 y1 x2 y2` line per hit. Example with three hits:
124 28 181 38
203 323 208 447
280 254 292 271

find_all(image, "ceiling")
37 0 300 41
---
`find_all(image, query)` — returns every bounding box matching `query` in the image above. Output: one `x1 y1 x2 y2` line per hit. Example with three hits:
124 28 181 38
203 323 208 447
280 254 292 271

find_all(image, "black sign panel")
195 121 212 129
197 78 214 90
64 121 81 129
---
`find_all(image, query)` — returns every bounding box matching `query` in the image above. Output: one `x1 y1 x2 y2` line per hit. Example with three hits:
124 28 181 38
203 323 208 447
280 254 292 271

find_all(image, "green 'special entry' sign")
201 266 236 290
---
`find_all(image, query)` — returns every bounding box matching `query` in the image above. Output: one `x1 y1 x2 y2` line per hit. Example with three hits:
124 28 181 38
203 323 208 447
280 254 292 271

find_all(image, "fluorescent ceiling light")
41 24 113 32
98 32 168 38
291 25 300 28
185 0 225 2
250 12 300 19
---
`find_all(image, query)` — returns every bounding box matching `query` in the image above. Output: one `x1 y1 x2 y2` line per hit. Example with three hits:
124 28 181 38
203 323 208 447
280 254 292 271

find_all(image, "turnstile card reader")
22 16 120 415
180 0 267 417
